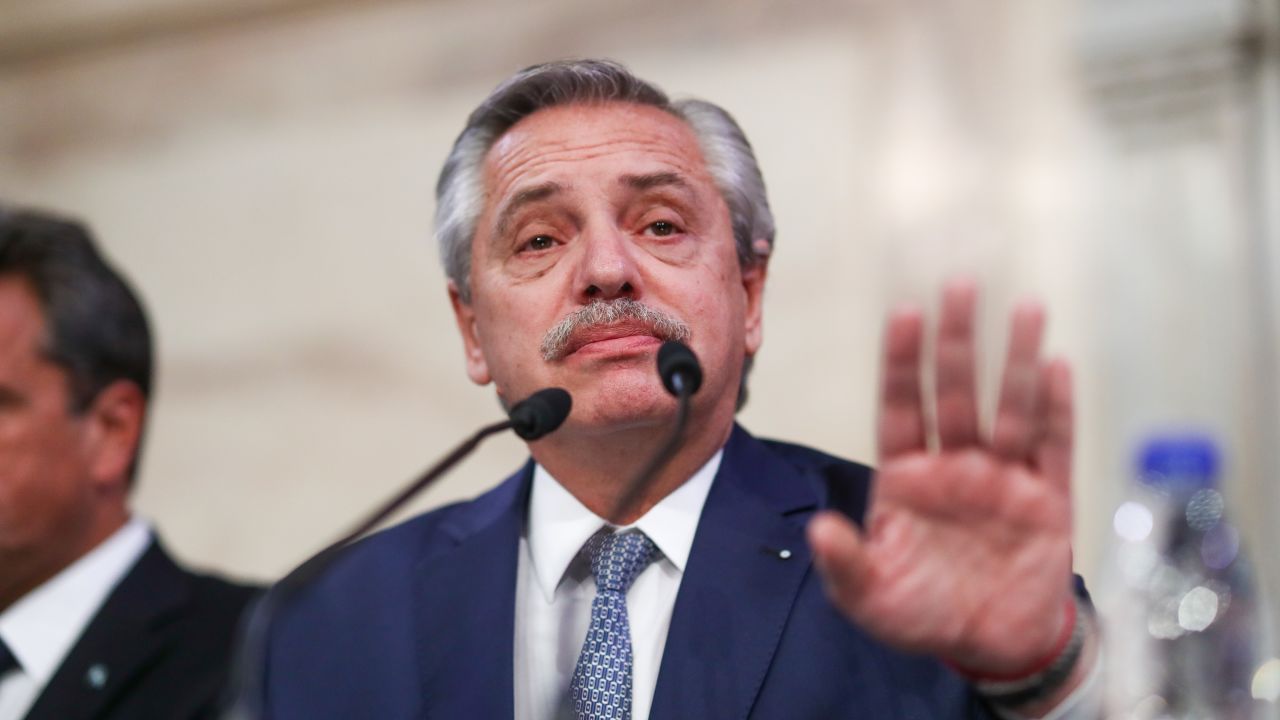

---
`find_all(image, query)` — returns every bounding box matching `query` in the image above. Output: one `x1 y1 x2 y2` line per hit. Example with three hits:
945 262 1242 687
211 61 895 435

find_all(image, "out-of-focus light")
1149 597 1185 639
1201 523 1240 569
1177 586 1219 631
1115 501 1154 541
1133 694 1169 718
1251 658 1280 701
1185 489 1224 531
1117 543 1158 585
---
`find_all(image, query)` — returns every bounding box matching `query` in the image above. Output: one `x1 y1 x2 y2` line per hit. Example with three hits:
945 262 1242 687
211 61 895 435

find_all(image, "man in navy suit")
0 208 259 720
264 59 1097 719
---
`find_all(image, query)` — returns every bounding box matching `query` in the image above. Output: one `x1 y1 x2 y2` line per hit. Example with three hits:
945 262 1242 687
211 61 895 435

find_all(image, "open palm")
808 281 1076 675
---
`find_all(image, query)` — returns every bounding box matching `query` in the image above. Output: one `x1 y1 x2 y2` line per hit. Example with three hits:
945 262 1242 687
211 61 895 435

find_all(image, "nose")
576 225 639 302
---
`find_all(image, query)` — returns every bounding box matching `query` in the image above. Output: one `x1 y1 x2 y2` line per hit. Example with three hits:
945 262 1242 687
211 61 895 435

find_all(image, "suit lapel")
24 541 189 720
414 464 530 720
650 426 819 720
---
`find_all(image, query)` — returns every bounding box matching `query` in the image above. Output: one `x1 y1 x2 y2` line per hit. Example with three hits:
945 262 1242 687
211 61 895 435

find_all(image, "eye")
521 234 556 252
646 220 679 237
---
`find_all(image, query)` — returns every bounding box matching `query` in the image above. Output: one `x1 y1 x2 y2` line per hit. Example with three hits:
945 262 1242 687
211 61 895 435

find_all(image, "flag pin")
86 663 108 689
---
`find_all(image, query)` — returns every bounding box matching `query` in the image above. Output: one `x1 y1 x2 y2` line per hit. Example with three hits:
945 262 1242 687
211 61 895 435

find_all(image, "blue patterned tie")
569 529 658 720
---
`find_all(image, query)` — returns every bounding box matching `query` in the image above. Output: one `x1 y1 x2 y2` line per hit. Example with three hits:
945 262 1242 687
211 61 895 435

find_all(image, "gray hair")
434 59 776 303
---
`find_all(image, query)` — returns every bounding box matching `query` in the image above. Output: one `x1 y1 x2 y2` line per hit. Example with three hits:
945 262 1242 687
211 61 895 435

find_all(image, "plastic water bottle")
1099 434 1267 719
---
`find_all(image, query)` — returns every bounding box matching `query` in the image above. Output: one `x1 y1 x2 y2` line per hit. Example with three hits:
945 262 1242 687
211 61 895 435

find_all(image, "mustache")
540 298 691 361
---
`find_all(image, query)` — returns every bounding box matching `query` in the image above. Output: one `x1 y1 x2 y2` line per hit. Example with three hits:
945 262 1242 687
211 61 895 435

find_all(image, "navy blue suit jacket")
264 426 997 719
25 538 259 720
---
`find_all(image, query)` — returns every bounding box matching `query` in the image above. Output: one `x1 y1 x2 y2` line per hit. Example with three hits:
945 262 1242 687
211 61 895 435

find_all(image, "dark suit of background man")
264 60 1099 718
0 208 259 720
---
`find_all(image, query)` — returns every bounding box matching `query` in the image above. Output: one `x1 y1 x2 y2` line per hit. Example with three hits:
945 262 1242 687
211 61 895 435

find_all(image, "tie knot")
583 529 656 593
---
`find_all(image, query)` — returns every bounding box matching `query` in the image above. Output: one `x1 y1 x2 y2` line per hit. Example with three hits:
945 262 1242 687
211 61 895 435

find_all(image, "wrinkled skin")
450 102 764 521
448 99 1091 715
808 281 1090 715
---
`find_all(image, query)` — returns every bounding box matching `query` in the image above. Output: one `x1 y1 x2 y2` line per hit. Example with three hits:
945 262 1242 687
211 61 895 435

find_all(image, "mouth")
540 298 691 361
560 321 664 358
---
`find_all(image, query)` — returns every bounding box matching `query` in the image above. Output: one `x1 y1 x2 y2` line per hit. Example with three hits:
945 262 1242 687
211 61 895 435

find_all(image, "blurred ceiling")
0 0 363 66
0 0 870 69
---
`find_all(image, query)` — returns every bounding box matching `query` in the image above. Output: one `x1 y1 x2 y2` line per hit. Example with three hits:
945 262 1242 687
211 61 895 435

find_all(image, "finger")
878 305 927 459
807 511 876 616
990 301 1046 459
933 279 981 449
1034 358 1074 493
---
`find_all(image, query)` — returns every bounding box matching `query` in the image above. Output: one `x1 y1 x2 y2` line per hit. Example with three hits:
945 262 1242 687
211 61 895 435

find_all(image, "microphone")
608 341 702 520
313 387 571 557
658 340 703 397
227 387 571 719
510 387 573 440
302 386 571 571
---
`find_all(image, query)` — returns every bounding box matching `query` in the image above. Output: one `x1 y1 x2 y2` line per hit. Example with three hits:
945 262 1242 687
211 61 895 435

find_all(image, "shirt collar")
0 518 151 683
526 449 722 604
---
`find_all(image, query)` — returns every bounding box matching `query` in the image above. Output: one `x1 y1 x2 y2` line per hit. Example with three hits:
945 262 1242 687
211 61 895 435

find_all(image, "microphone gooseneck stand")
555 341 704 720
608 341 704 522
227 387 572 720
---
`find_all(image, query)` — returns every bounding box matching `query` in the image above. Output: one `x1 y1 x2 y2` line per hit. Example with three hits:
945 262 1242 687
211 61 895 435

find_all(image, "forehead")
482 102 714 198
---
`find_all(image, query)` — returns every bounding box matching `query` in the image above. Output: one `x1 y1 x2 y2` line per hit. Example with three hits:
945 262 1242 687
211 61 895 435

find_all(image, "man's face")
0 277 100 582
452 102 765 435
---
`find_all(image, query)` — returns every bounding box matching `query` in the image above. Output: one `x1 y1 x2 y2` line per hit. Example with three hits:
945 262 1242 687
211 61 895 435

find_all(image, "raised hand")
807 280 1079 679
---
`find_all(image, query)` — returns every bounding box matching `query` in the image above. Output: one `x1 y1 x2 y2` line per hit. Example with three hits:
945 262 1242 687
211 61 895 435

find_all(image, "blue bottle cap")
1137 434 1220 488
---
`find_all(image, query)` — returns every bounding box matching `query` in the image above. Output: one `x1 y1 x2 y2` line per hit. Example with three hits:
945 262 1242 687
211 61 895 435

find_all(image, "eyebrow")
620 172 692 193
490 173 693 242
493 181 564 240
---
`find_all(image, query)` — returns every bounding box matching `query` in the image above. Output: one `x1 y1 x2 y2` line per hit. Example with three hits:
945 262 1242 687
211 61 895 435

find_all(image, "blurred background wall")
0 0 1275 631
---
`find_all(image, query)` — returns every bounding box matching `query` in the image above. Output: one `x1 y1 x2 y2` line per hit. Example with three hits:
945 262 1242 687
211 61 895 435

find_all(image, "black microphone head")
508 387 572 440
657 341 702 397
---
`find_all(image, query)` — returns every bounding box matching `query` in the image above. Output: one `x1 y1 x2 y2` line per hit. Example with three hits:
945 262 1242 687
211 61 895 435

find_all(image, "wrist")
948 595 1088 707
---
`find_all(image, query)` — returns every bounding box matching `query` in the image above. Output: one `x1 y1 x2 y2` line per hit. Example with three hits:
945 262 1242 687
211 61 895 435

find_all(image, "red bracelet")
945 596 1078 683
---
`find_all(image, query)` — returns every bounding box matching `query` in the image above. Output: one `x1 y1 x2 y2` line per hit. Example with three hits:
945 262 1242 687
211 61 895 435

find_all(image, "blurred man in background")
0 208 259 720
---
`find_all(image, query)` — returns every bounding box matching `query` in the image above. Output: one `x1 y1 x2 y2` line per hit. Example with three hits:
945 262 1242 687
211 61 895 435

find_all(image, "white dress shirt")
0 518 151 720
514 451 721 720
510 450 1096 720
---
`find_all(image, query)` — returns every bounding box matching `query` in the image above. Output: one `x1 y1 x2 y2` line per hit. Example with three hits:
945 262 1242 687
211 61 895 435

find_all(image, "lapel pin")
86 663 108 689
760 546 793 560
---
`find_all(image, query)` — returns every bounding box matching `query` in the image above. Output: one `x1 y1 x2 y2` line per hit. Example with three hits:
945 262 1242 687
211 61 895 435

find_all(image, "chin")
564 375 674 435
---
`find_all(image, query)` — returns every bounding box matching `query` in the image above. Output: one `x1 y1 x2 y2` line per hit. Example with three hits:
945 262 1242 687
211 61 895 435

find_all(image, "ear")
83 380 145 492
742 257 768 356
449 280 492 386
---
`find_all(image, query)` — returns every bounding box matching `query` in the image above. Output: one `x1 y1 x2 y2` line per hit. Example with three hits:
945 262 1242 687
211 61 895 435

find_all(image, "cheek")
476 299 550 352
678 271 751 374
681 299 742 368
0 417 86 493
0 436 68 540
683 267 747 334
0 469 40 532
471 294 560 385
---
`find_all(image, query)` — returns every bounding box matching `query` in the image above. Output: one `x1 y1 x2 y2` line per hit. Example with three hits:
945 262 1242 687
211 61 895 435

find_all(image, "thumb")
807 511 876 616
